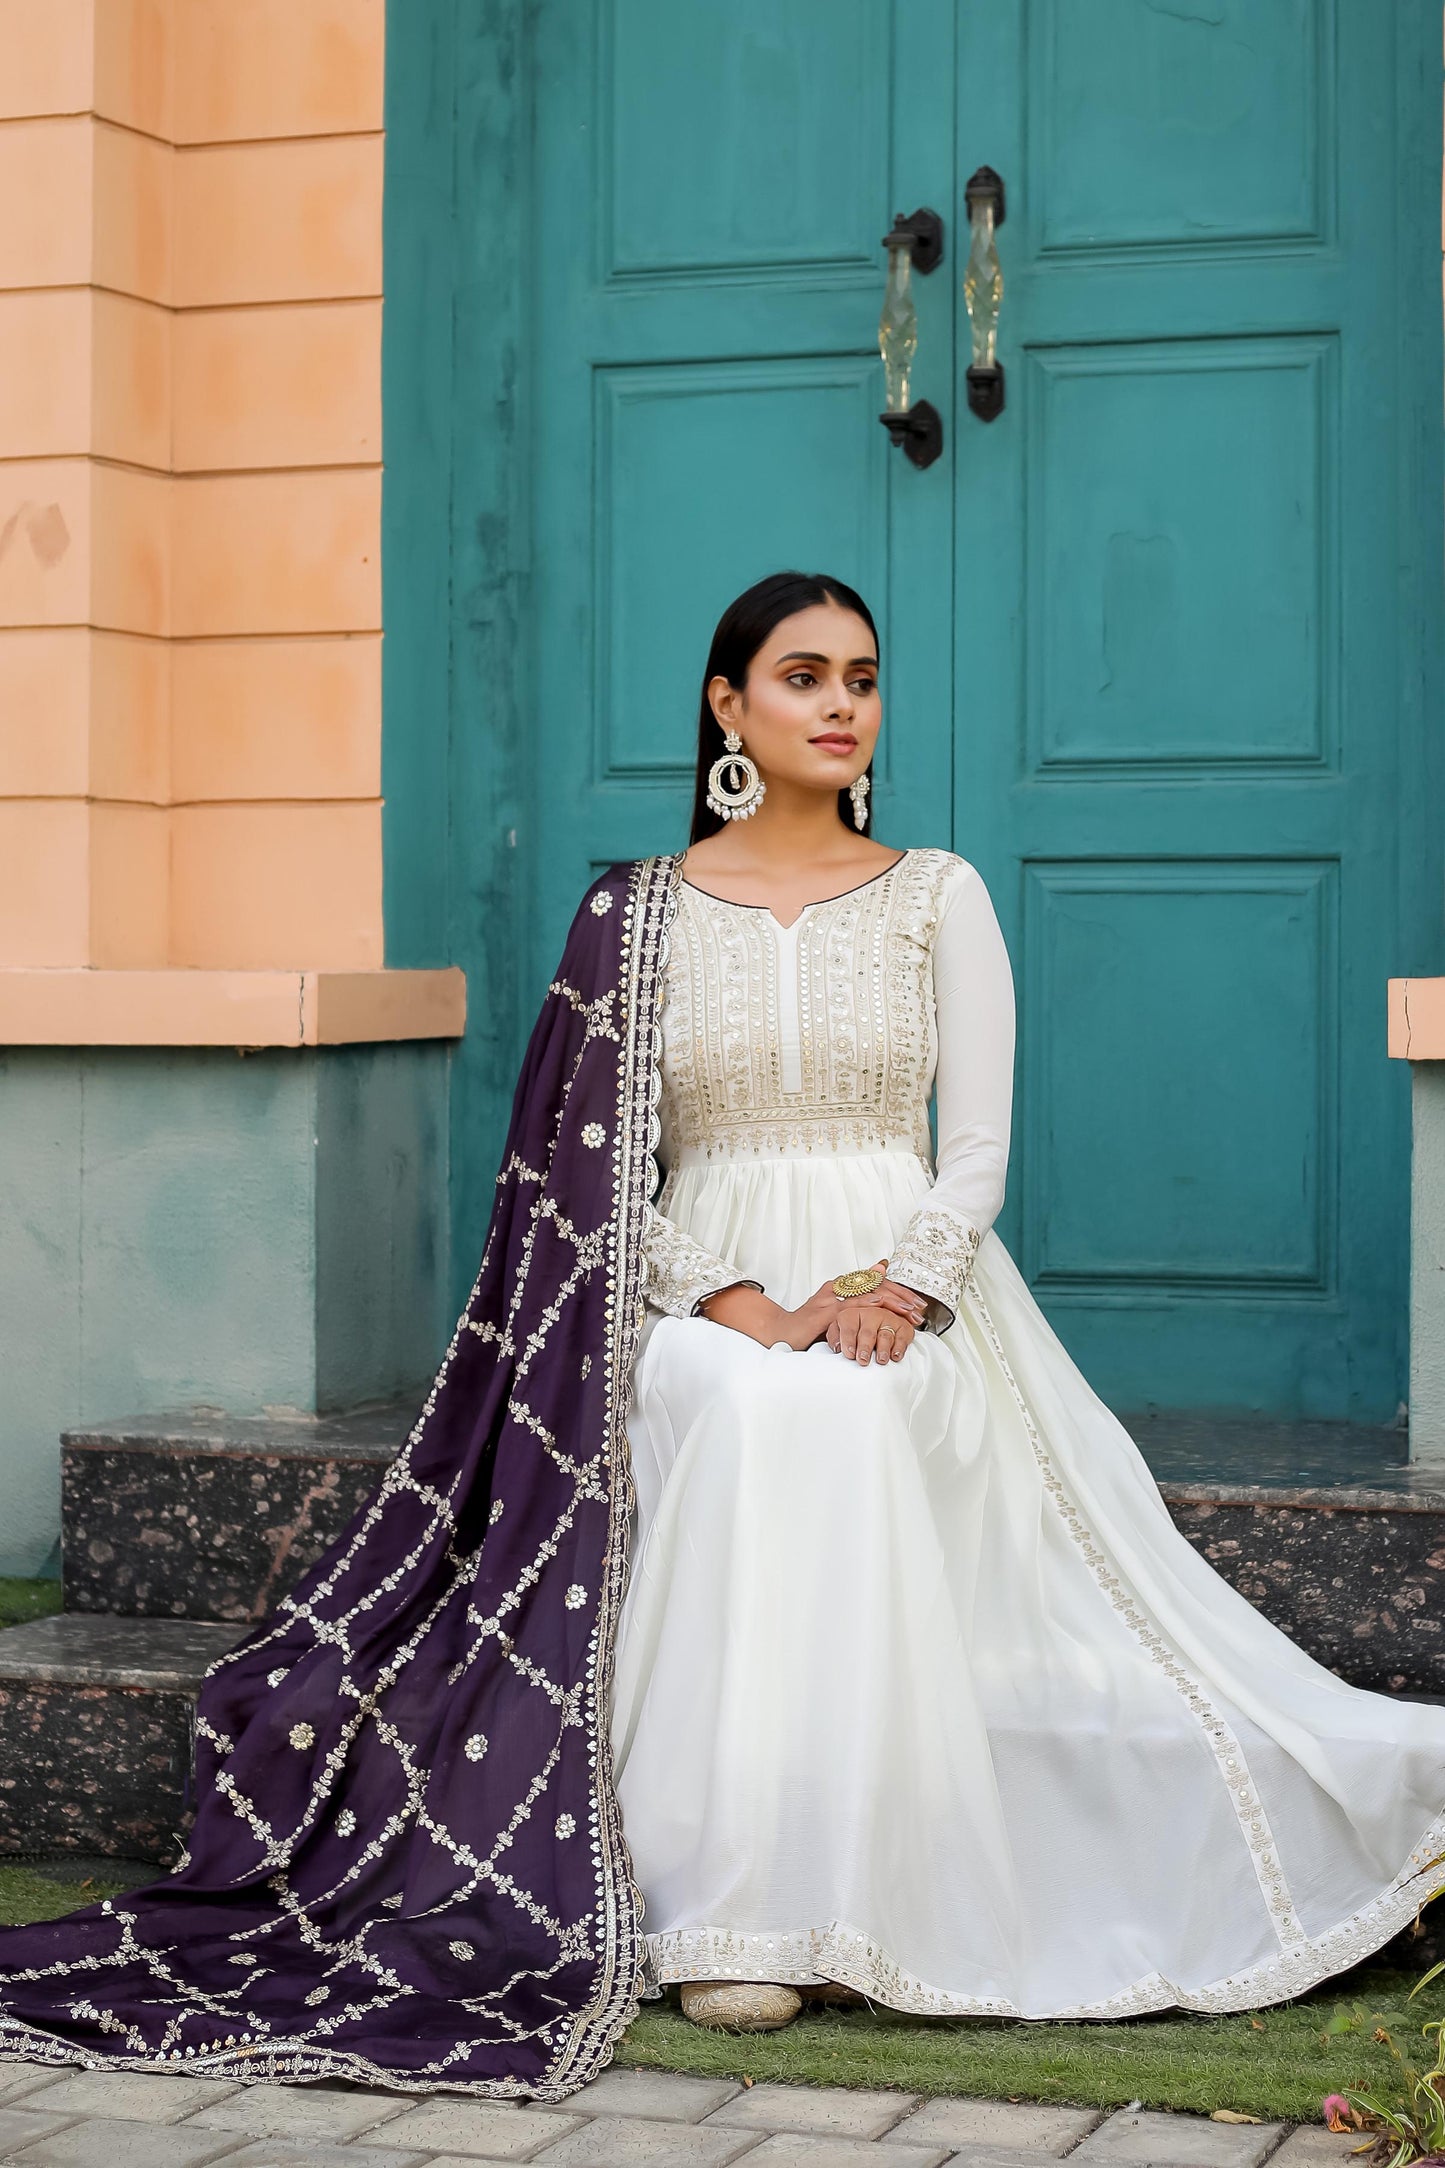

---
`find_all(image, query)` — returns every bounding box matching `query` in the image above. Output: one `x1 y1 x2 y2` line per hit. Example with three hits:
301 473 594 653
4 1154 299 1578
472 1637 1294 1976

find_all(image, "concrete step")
0 1615 239 1859
61 1406 406 1624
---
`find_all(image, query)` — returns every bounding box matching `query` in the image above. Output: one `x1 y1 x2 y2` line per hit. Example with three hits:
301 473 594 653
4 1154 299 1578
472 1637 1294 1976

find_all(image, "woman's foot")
679 1979 803 2031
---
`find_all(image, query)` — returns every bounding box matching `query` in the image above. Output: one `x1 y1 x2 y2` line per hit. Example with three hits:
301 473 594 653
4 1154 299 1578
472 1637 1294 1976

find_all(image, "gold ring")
832 1265 886 1301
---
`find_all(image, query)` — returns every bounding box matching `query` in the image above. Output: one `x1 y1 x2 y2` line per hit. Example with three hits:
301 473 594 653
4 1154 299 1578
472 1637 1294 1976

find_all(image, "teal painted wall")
315 1047 450 1411
0 1046 451 1580
1411 1065 1445 1463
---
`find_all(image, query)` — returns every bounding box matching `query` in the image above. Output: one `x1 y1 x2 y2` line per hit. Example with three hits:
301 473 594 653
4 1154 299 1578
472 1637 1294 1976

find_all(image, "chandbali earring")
849 772 871 831
706 729 766 822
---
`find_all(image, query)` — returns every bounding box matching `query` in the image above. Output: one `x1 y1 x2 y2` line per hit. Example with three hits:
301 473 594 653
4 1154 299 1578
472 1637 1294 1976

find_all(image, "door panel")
956 0 1431 1417
529 0 958 978
1028 339 1331 773
1032 0 1329 253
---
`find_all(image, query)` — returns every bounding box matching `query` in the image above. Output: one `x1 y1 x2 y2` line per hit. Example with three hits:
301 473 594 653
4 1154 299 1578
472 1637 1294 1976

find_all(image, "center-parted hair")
689 571 880 843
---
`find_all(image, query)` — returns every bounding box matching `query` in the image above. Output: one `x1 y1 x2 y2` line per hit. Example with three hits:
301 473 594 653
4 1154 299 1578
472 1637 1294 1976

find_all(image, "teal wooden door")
954 0 1441 1420
527 0 958 975
514 0 1441 1420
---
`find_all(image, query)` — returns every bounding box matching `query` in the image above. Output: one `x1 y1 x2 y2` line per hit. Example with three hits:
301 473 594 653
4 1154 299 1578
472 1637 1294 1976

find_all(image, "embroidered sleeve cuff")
887 1209 983 1334
642 1208 762 1321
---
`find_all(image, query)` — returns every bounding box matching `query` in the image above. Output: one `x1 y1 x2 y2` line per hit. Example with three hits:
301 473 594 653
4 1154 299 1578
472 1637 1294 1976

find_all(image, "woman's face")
709 602 881 794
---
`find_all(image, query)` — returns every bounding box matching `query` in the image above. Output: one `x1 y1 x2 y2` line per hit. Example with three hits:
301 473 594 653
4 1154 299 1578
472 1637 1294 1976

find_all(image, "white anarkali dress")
607 847 1445 2018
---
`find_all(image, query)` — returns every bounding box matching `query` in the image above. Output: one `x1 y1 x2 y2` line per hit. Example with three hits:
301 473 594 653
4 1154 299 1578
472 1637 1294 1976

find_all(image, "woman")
0 573 1442 2097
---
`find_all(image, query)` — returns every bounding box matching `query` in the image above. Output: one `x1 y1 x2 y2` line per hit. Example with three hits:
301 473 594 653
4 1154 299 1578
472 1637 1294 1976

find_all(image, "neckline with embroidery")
679 849 912 932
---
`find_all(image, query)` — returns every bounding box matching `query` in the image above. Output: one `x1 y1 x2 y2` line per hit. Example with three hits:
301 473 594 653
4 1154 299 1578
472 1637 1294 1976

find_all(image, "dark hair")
688 570 880 843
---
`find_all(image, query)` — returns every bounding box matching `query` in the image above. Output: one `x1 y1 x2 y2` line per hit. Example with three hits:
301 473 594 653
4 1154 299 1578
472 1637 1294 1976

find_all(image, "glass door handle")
877 208 944 469
963 166 1006 422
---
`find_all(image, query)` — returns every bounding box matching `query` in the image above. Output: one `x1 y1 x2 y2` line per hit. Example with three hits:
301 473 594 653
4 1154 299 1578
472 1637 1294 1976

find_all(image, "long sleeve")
887 859 1016 1331
641 1201 763 1321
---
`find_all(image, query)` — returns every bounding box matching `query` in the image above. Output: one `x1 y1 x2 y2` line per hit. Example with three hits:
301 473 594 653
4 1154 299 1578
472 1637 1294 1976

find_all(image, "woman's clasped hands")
698 1260 927 1363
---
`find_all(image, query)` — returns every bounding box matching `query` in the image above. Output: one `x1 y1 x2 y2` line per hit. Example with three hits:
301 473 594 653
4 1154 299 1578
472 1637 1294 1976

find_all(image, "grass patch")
0 1861 131 1929
0 1859 1427 2123
0 1579 61 1630
613 1960 1434 2121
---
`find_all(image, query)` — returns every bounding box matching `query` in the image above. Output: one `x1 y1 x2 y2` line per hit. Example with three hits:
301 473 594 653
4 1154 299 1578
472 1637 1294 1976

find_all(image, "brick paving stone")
203 2145 431 2168
561 2069 743 2122
25 2071 242 2124
180 2079 413 2142
888 2102 1104 2153
420 2159 580 2168
705 2082 920 2140
4 2114 246 2165
936 2150 1110 2168
420 2159 573 2168
527 2111 764 2164
1267 2134 1360 2167
364 2097 586 2157
0 2105 82 2155
725 2138 951 2168
0 2063 61 2106
1073 2110 1285 2168
0 2063 61 2098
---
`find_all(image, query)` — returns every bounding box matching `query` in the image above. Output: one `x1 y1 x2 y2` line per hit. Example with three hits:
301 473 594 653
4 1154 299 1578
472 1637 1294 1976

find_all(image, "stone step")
1128 1411 1445 1698
3 1608 1442 1947
0 1615 240 1860
58 1405 1445 1695
62 1406 406 1624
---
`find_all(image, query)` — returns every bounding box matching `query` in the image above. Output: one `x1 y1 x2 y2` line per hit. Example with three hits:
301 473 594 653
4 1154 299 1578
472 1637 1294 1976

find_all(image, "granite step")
0 1615 240 1859
62 1406 407 1625
58 1405 1445 1695
0 1600 1440 1882
1128 1412 1445 1698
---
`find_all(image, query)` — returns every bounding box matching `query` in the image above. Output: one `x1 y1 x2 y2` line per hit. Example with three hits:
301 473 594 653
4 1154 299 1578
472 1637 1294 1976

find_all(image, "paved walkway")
0 2058 1360 2168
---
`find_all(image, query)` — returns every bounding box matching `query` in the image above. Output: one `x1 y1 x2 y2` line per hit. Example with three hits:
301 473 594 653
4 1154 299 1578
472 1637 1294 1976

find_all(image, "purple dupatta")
0 854 681 2100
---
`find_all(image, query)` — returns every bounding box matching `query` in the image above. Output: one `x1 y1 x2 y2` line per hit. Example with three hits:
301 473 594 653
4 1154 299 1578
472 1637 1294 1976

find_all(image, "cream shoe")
678 1979 803 2031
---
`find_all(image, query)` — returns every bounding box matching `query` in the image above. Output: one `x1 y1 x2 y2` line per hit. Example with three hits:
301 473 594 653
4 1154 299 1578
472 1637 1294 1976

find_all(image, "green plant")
1334 1956 1445 2167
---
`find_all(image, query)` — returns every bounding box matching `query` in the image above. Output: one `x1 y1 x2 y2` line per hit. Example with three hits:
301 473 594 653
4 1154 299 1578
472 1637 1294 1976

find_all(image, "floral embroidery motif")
266 1669 287 1689
641 1204 757 1320
336 1809 356 1837
449 1940 475 1962
488 1498 503 1524
229 1954 258 1967
590 890 613 915
464 1733 488 1761
581 1122 606 1149
888 1208 982 1329
288 1723 315 1751
658 852 955 1163
304 1987 329 2006
555 1813 576 1838
580 1354 591 1379
565 1584 587 1610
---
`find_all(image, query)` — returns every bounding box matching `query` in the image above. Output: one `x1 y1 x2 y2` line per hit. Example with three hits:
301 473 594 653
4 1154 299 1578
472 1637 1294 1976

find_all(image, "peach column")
0 0 462 1043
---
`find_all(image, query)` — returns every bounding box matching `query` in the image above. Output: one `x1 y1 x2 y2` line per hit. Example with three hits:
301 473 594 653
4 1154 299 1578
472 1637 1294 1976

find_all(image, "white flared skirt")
608 1146 1445 2018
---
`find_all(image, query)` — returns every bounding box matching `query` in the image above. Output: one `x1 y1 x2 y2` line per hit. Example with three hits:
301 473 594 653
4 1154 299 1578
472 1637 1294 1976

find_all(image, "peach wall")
0 0 419 1034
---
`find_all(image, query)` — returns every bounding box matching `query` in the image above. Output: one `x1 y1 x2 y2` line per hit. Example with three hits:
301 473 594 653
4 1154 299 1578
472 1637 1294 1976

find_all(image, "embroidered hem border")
638 1802 1445 2019
545 850 681 2090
